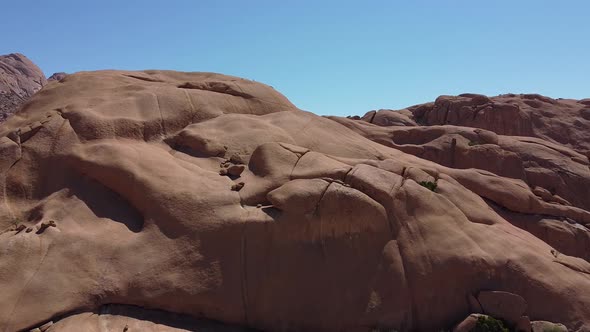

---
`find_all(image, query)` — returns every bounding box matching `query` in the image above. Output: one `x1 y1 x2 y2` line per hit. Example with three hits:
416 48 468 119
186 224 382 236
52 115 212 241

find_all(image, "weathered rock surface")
42 304 249 332
516 316 532 332
477 290 527 325
452 314 481 332
1 72 590 331
329 97 590 272
531 320 569 332
358 93 590 155
0 53 46 122
47 72 67 82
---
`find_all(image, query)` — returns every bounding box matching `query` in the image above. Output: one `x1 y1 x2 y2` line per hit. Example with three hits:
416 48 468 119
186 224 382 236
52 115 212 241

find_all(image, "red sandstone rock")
516 316 532 332
452 314 481 332
0 53 46 122
1 72 589 331
406 93 590 155
531 321 568 332
478 291 527 324
47 72 67 81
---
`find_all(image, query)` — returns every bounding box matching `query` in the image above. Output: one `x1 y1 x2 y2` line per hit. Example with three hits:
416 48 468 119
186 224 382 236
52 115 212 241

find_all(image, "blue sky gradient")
2 1 589 116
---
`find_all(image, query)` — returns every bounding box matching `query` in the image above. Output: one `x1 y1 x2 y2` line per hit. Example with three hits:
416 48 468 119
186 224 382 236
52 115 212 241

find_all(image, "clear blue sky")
2 1 589 116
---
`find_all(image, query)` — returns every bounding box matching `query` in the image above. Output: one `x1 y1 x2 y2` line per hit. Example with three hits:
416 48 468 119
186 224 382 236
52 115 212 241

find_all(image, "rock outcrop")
47 72 67 82
0 53 46 122
359 93 590 156
1 73 590 331
330 95 590 271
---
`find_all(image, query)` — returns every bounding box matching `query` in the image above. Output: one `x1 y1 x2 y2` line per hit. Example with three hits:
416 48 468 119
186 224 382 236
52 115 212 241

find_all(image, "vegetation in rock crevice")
472 316 509 332
419 180 437 192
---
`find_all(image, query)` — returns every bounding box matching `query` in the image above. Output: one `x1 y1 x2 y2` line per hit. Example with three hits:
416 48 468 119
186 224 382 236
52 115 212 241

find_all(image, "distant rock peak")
0 53 47 122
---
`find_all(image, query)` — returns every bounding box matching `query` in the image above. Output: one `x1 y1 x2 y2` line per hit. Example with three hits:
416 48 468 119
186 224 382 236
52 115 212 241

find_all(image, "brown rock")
14 224 26 233
533 186 553 201
531 321 568 332
44 304 247 331
47 72 67 81
478 291 527 324
35 220 57 234
474 128 499 145
406 93 590 154
361 109 418 126
329 116 590 212
1 72 590 332
0 53 47 122
468 293 483 314
227 164 245 176
39 320 53 331
231 182 245 191
453 314 480 332
516 316 532 332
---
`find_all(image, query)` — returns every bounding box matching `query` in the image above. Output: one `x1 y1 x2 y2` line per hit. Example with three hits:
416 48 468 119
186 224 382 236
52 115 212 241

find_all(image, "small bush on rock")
419 181 437 192
472 316 509 332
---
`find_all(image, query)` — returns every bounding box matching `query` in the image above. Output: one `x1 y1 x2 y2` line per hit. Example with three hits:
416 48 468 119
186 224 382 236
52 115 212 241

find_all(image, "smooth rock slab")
478 290 527 325
531 321 568 332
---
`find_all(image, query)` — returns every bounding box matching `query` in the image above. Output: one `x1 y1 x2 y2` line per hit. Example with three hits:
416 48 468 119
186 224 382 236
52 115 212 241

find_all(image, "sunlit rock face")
1 70 589 331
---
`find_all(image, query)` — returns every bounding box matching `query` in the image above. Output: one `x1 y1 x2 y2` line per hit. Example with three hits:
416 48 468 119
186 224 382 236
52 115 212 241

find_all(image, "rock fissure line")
182 89 197 124
239 218 249 325
288 150 309 180
3 238 51 332
315 181 333 259
154 93 167 136
368 111 377 124
123 74 165 83
2 139 22 223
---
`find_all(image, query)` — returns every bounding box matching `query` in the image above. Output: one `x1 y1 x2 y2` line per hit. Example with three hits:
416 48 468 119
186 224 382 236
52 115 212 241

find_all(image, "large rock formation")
0 53 47 122
363 93 590 156
331 94 590 266
1 73 589 332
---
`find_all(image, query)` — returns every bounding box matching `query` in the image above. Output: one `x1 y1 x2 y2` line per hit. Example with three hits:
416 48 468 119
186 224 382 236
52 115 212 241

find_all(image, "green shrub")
472 316 509 332
419 181 437 192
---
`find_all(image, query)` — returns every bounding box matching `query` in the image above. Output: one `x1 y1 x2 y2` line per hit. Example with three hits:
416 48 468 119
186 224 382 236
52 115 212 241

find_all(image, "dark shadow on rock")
66 176 144 233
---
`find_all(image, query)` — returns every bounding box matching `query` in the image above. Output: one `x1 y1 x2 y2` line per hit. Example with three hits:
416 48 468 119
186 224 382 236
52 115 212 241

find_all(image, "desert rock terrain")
1 65 589 331
0 54 47 122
